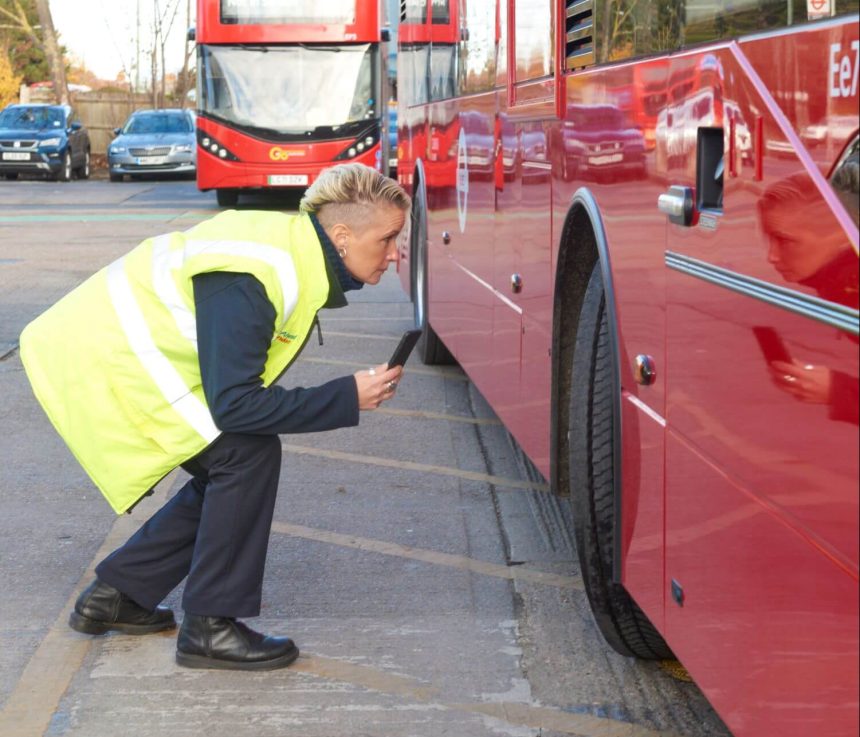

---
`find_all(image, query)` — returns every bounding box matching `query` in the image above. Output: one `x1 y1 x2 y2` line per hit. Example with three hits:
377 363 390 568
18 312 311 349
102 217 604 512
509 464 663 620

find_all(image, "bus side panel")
663 28 858 737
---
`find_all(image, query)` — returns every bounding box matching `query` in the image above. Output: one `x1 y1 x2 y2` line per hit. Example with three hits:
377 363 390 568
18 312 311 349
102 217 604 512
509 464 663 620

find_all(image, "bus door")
661 28 859 734
491 0 555 463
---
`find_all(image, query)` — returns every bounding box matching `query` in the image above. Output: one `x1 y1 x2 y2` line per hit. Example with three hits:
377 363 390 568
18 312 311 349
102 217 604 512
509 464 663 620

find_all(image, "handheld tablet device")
388 329 423 369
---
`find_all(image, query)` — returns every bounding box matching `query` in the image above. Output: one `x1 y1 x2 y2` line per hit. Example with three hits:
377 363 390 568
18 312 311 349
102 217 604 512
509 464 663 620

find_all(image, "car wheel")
4 173 18 181
568 263 673 660
216 189 239 207
109 172 123 183
77 149 91 179
54 152 72 182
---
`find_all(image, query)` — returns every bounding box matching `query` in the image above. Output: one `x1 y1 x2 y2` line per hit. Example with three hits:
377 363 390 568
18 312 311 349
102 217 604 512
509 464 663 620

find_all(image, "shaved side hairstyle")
299 163 411 233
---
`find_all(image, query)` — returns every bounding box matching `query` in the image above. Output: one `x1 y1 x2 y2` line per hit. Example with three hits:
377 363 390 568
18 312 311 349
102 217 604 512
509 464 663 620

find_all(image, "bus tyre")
569 263 672 660
411 179 454 366
216 189 239 207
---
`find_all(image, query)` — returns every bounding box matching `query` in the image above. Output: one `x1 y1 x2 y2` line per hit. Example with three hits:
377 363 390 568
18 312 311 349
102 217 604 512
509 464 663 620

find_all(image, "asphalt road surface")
0 177 733 737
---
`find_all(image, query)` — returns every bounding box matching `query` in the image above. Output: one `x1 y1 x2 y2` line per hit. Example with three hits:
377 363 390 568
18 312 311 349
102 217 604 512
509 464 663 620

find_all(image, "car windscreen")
570 107 626 131
199 44 377 138
0 107 65 130
123 114 193 134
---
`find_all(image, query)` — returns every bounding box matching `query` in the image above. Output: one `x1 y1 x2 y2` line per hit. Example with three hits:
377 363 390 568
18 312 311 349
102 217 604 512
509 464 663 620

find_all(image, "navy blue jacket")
191 215 363 435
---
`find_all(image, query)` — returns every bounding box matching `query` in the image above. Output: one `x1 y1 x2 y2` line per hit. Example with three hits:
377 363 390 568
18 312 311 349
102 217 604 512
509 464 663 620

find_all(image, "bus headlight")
196 130 240 161
335 129 378 160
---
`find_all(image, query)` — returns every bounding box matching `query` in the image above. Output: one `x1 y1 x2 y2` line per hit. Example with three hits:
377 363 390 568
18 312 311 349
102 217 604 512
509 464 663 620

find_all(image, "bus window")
597 0 860 64
514 0 554 80
459 0 497 94
403 0 429 22
220 0 356 24
430 43 458 100
401 44 430 107
431 0 451 24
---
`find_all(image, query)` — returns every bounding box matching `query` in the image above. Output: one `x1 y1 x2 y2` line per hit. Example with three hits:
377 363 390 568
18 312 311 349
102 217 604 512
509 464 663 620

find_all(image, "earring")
338 241 347 258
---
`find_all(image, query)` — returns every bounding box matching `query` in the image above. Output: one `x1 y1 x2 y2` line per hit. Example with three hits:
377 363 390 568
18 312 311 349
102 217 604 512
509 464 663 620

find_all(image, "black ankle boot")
176 614 299 671
69 579 176 635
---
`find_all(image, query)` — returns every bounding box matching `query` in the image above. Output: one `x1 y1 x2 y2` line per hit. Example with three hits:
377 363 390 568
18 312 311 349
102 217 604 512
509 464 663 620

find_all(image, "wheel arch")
551 187 624 582
406 158 427 303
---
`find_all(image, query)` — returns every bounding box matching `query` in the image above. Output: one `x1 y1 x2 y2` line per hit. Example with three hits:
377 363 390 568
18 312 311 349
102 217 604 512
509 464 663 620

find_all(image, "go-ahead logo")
268 146 305 161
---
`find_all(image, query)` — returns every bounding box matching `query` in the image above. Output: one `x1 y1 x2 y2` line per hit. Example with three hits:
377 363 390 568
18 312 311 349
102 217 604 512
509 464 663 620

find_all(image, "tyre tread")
569 264 672 661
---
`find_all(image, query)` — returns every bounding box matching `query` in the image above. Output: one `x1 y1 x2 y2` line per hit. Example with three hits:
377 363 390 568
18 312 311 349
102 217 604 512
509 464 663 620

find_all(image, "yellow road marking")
0 475 176 737
322 330 401 341
455 701 684 736
281 443 549 492
298 356 469 381
293 654 682 737
375 406 502 426
320 316 414 322
271 521 581 589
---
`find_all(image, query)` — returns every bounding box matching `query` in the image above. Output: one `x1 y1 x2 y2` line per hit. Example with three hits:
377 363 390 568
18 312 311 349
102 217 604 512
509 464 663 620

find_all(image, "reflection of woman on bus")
757 160 859 425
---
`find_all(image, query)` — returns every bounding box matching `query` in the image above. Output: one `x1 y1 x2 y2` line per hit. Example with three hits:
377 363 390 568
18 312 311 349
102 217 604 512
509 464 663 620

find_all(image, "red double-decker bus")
195 0 391 206
397 1 859 735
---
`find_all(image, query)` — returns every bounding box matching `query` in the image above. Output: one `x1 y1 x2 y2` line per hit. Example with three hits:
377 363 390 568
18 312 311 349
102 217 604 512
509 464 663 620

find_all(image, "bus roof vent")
565 0 594 71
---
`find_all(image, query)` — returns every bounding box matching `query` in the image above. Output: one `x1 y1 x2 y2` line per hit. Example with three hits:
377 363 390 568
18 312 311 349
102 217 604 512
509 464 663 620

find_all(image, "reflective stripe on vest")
106 257 220 443
151 235 302 349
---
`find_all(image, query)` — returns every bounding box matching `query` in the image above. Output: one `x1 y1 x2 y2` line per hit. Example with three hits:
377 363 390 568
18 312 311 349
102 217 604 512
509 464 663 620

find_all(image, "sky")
50 0 195 84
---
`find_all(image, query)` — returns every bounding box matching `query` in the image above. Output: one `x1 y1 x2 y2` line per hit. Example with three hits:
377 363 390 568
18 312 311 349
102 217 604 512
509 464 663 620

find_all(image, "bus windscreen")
199 44 377 137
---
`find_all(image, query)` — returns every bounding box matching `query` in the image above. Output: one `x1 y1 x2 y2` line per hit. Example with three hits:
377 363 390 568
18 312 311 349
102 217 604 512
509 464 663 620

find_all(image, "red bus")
397 1 859 735
195 0 391 206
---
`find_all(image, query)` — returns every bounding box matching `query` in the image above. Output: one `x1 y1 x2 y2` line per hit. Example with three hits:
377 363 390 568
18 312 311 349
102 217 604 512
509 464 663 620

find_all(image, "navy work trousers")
96 433 282 618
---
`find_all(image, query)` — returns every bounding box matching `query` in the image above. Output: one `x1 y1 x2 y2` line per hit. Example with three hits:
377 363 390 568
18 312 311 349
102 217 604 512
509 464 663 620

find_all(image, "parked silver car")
108 109 196 182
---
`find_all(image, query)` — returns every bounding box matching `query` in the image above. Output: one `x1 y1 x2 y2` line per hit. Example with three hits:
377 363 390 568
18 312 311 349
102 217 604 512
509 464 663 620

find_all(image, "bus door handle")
658 186 695 227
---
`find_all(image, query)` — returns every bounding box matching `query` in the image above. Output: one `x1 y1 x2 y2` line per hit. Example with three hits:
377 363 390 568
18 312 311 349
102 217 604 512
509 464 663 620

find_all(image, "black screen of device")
388 329 422 368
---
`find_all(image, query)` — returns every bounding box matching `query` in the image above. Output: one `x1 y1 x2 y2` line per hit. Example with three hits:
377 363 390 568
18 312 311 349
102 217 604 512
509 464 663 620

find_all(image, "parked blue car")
108 109 196 182
0 104 90 181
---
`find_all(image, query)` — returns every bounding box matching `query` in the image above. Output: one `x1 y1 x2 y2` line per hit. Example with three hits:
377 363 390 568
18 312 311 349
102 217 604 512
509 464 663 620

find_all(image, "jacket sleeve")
192 271 359 435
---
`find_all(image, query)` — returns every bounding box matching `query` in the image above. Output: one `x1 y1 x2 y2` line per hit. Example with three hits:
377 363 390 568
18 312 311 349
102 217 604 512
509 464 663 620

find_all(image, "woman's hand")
354 363 404 410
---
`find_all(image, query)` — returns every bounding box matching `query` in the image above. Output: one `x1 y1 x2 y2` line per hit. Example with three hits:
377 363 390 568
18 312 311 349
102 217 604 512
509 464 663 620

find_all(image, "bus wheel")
216 189 239 207
411 178 454 365
568 263 672 660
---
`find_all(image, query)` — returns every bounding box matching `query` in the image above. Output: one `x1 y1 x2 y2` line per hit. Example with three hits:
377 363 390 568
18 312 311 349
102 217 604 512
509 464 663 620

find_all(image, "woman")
20 163 411 670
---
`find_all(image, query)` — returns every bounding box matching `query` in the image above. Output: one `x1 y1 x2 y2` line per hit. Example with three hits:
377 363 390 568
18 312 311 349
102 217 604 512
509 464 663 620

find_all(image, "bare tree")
178 0 193 108
0 0 68 102
149 0 181 107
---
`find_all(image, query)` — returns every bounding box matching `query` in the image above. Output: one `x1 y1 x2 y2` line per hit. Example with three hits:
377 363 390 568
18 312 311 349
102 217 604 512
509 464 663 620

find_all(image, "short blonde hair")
299 163 411 232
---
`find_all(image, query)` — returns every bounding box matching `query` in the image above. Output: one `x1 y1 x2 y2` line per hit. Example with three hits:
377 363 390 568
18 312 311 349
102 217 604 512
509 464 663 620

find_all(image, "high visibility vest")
20 210 332 514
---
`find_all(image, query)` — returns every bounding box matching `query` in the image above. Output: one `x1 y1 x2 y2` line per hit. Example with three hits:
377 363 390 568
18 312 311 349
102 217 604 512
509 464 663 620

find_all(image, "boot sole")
175 645 300 671
69 611 176 636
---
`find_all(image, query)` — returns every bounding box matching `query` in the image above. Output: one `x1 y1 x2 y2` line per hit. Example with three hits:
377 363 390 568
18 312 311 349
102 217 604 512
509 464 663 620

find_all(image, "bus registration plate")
2 152 30 161
268 175 308 186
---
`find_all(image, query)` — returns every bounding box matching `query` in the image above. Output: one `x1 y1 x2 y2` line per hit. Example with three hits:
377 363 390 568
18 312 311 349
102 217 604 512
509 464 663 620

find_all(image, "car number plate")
136 156 168 166
2 152 30 161
588 153 624 165
268 175 308 186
